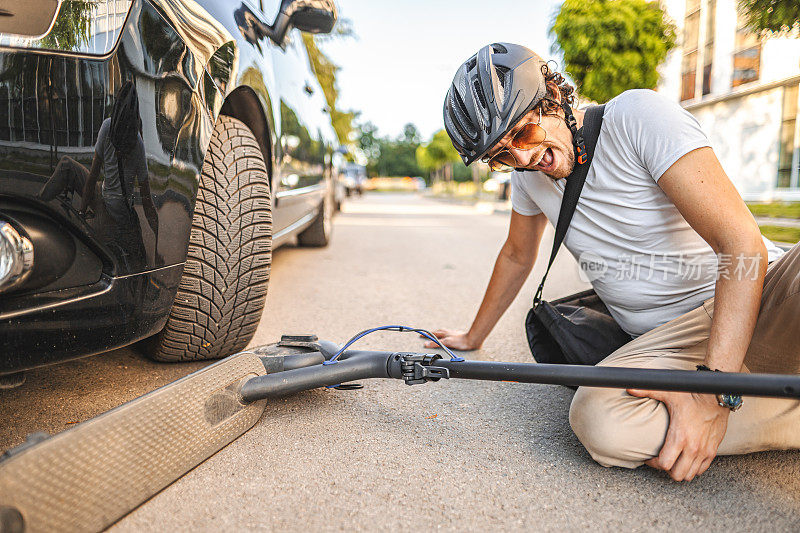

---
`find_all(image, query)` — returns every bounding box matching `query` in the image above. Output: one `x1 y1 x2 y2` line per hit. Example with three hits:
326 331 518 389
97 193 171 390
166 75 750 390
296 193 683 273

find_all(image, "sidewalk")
754 216 800 228
425 191 512 214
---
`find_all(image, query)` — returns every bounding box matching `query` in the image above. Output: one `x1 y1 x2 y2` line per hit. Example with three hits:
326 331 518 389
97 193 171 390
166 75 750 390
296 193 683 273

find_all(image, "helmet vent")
472 79 490 132
491 43 507 54
494 65 509 107
495 66 510 89
452 91 478 140
466 55 477 71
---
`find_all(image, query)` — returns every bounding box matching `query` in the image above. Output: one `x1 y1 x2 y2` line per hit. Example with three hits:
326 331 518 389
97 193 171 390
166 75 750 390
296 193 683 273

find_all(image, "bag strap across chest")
533 104 605 305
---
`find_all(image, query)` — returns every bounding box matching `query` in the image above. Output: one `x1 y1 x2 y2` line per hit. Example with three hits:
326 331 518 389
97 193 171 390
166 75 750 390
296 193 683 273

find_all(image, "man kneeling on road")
430 43 800 481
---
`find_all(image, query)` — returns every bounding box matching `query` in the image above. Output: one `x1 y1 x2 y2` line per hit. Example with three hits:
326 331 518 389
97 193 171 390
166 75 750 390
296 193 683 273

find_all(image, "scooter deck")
0 351 267 533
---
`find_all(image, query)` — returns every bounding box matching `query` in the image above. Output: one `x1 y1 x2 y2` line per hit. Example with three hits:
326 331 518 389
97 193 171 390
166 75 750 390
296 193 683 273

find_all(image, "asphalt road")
2 192 799 531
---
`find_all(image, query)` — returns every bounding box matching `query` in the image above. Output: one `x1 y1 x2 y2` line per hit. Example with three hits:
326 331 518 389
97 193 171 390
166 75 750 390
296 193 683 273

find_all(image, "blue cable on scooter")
323 325 465 365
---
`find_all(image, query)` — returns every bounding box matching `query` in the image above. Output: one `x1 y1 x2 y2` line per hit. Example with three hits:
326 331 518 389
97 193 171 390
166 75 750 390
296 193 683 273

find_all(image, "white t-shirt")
511 89 784 337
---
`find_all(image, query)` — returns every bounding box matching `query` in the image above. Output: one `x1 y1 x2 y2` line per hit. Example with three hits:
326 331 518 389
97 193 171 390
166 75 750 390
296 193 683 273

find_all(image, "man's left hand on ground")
626 388 731 482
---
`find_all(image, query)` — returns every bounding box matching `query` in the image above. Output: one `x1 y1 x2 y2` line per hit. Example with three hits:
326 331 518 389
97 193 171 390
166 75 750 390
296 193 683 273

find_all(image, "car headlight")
0 220 34 292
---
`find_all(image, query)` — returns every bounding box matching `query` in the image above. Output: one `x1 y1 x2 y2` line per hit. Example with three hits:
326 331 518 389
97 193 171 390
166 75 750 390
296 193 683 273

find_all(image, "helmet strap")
561 102 587 165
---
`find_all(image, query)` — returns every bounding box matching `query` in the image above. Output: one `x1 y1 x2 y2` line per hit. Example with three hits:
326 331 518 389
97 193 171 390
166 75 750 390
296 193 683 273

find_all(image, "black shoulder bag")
525 104 633 366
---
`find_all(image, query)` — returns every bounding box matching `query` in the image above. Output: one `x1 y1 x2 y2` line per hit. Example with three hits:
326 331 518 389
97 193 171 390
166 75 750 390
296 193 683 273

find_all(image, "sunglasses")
482 110 547 172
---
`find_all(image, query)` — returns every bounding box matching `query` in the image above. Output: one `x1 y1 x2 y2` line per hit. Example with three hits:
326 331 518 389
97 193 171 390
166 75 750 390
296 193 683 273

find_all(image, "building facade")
657 0 800 201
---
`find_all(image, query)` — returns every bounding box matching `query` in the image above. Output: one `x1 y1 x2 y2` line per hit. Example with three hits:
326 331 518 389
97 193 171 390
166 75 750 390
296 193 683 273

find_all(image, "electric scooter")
3 328 800 532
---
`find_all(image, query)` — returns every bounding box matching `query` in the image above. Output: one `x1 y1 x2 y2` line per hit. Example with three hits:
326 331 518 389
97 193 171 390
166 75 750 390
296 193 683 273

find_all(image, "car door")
270 30 332 240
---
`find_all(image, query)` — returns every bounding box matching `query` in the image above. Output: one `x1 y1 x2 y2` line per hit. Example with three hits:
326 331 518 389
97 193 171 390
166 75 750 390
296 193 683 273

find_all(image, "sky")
322 0 566 141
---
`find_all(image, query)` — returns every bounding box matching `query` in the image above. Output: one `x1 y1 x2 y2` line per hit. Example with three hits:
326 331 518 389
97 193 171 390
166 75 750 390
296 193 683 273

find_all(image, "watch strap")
696 365 743 411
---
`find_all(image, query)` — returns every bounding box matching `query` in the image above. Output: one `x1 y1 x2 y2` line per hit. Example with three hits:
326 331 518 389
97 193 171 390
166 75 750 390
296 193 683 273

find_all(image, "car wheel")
142 115 272 361
297 194 332 247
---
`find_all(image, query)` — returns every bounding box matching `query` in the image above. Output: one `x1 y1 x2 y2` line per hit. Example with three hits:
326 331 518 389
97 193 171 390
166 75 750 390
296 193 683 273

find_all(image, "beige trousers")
569 243 800 468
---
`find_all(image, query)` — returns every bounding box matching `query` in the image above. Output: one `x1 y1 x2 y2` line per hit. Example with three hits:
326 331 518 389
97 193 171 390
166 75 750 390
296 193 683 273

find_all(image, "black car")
0 0 340 379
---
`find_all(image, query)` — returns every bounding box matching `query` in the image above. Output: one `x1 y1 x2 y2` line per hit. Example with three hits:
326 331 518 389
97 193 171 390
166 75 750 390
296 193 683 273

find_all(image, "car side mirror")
266 0 337 46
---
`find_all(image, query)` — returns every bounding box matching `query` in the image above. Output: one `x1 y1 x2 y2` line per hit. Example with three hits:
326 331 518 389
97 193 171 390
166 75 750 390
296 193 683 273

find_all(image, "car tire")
142 115 272 361
297 194 332 247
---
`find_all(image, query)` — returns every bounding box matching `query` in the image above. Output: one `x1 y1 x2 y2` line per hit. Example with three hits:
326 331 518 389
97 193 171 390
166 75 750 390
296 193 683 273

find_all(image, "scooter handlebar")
239 347 800 403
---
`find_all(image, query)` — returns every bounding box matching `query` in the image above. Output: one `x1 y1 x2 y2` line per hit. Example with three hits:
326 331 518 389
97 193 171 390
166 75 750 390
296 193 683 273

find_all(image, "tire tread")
145 116 272 361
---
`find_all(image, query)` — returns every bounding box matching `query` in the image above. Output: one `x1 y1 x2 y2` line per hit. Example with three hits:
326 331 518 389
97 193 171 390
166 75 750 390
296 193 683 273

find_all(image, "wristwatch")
696 364 743 411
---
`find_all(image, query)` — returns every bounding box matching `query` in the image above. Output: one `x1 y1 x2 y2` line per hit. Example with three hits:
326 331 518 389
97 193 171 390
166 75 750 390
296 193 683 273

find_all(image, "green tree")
357 121 380 162
402 123 420 144
550 0 677 103
374 123 422 177
302 21 358 145
738 0 800 34
39 0 97 51
416 129 462 181
354 122 424 177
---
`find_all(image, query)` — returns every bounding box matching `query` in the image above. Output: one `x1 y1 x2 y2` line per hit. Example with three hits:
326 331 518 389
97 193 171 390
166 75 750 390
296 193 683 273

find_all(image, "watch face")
719 393 743 411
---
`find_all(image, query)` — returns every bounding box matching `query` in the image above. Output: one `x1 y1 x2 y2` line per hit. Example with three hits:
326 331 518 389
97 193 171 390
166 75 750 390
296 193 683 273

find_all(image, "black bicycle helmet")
444 43 548 166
